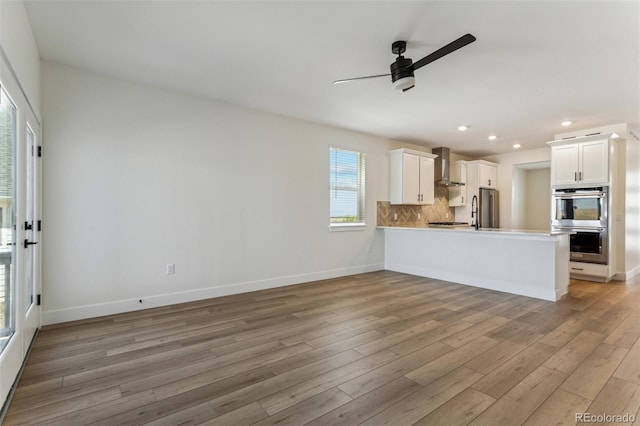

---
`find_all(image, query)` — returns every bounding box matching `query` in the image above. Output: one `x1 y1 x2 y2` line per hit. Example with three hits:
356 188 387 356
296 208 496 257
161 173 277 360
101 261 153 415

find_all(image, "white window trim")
329 146 366 231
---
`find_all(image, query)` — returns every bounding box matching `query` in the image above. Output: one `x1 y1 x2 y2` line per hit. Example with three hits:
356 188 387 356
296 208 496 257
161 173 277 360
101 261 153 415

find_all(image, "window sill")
329 223 366 232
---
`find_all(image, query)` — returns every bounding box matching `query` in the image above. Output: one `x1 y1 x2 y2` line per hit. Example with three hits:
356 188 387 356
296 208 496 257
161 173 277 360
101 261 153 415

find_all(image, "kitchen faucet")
471 195 479 230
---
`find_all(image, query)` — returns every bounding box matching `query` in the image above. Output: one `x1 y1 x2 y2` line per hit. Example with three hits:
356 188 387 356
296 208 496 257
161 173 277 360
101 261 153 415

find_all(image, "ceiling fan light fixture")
393 76 415 91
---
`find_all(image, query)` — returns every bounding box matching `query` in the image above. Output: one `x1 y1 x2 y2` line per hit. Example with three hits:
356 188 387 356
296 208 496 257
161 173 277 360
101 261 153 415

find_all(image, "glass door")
0 85 16 354
0 57 42 406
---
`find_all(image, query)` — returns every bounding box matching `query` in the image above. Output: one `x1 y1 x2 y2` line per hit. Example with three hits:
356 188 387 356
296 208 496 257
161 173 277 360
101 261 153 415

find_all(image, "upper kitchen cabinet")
448 160 467 206
548 134 613 187
466 160 498 189
389 149 438 205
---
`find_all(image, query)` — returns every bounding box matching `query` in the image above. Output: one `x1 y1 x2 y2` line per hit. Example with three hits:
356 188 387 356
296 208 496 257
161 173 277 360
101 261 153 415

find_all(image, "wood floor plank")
440 316 510 348
604 311 640 349
29 390 156 426
2 387 122 426
465 328 544 375
612 335 640 384
354 320 443 355
141 402 216 426
254 387 352 426
120 342 311 397
360 366 484 426
5 271 638 426
337 341 453 399
468 366 567 426
405 336 499 386
543 329 605 374
586 377 640 423
560 343 628 400
258 350 398 415
471 341 558 399
209 350 364 415
412 387 495 426
197 402 268 426
523 388 591 426
386 319 473 355
306 376 422 426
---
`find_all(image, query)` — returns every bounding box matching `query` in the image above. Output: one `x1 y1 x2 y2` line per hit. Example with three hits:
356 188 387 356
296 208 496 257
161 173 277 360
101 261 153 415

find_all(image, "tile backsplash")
377 187 453 227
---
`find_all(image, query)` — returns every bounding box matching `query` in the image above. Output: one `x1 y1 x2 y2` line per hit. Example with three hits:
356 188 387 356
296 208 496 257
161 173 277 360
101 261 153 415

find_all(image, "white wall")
482 147 551 229
41 60 426 324
0 0 40 116
624 130 640 278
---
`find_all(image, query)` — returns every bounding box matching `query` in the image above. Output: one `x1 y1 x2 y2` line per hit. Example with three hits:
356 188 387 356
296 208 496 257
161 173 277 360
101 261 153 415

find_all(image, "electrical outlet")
417 213 421 219
446 212 449 219
394 213 398 220
166 264 175 274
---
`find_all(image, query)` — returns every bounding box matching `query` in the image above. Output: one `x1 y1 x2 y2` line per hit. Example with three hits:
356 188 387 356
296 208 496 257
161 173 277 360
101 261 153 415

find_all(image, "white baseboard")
42 263 384 325
613 264 640 281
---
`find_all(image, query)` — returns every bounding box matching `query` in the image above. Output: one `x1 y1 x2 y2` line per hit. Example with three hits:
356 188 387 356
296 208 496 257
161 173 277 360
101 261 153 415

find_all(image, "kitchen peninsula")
381 226 570 301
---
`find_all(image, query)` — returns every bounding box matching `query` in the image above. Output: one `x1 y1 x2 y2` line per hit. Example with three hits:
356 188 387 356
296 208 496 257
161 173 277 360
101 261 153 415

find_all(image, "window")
329 147 366 228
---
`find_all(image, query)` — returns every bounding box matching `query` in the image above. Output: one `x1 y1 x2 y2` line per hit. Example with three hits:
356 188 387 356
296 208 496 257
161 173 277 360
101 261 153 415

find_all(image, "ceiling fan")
334 34 476 92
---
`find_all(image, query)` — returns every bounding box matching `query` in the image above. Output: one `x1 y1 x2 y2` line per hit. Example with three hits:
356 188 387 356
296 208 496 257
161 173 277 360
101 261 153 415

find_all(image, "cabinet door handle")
488 179 491 186
420 194 424 202
571 267 584 271
579 171 583 181
574 172 578 182
418 194 420 202
461 196 464 203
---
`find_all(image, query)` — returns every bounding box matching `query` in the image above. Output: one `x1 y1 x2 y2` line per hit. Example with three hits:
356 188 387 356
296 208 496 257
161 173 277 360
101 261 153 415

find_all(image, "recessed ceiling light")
458 125 468 131
561 120 572 126
513 144 521 149
488 135 497 141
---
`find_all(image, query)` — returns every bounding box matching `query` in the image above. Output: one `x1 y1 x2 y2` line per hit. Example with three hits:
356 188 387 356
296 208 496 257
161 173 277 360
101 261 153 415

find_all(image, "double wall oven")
551 187 608 264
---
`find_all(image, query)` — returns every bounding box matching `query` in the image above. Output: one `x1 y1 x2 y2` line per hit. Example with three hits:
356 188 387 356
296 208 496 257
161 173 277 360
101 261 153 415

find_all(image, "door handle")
23 239 38 249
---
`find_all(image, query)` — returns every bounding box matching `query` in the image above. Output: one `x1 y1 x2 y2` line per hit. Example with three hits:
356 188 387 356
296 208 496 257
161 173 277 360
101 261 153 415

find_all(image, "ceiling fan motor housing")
390 57 413 81
390 56 415 90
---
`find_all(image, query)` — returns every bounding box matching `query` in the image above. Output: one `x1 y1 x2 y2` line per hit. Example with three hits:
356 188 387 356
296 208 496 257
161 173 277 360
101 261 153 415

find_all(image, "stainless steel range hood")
432 147 465 187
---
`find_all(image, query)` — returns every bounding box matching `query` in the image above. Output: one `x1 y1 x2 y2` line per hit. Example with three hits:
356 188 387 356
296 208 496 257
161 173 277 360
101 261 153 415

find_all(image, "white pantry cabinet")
548 136 610 187
389 149 438 205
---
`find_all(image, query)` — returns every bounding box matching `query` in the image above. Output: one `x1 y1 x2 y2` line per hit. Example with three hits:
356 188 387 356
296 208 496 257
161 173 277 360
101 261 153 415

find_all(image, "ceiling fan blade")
412 33 476 71
333 73 391 84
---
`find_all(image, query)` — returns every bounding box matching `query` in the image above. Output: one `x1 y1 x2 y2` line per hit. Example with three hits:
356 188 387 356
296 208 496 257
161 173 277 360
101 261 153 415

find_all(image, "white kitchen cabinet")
548 137 609 187
448 161 467 207
389 149 437 205
478 163 497 189
465 160 498 190
453 160 498 223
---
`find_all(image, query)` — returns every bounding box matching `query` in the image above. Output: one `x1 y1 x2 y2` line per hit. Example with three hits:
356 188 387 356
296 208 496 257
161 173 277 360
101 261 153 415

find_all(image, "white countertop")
378 225 572 239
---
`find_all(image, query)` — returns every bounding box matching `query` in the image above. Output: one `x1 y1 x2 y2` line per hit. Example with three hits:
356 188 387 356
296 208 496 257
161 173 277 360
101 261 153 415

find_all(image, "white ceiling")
24 0 640 157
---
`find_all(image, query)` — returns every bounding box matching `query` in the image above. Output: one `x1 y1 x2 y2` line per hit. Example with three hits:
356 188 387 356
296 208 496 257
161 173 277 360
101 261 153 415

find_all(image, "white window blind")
330 147 365 226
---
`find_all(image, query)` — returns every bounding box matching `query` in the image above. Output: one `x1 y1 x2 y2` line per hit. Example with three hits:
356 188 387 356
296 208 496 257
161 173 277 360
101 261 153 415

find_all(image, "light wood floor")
4 271 640 425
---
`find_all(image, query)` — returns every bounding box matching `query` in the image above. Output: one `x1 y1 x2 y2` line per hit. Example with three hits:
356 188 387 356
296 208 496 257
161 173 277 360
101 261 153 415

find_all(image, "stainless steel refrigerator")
479 188 499 228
